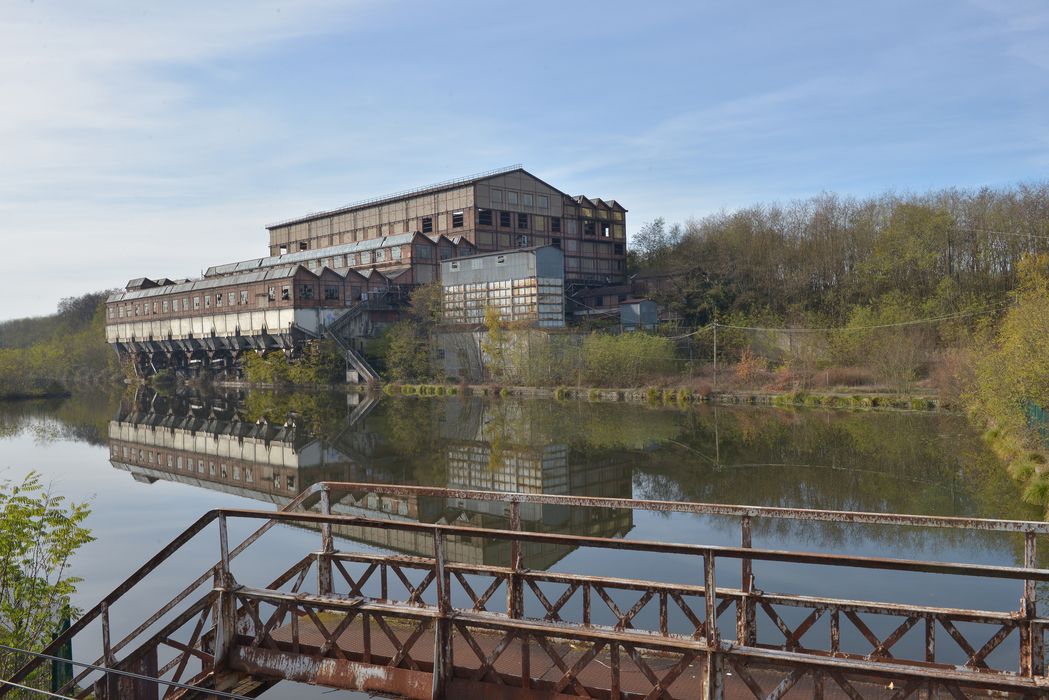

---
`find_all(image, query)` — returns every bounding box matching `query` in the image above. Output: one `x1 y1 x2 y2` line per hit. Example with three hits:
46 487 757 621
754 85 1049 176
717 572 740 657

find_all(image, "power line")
0 678 69 699
0 642 257 700
709 302 1010 334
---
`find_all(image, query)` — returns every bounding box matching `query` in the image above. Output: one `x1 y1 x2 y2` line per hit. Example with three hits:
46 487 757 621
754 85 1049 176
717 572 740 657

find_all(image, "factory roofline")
265 165 600 230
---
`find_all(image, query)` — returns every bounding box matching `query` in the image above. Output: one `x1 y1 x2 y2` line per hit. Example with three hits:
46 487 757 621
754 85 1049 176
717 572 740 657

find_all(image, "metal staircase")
323 303 380 383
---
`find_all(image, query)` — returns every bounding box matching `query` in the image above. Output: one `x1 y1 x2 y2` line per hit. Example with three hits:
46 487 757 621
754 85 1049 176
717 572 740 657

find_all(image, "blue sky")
1 0 1047 319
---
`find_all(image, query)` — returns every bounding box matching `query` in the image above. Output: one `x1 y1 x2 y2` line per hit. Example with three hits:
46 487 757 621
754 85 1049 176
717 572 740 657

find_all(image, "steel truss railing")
4 482 1049 699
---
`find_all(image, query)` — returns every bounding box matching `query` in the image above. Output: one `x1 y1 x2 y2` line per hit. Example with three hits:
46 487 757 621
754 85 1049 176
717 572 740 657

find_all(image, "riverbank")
382 381 946 412
0 388 72 401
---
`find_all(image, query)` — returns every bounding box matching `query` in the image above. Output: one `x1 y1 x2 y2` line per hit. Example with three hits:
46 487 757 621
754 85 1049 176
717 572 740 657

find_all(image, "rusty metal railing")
5 482 1049 699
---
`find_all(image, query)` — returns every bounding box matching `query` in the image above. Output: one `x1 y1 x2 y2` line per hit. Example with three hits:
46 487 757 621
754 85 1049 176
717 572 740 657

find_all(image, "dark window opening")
478 209 493 226
551 237 562 249
614 243 624 255
267 287 276 302
550 217 561 233
595 296 604 307
517 213 528 229
422 216 433 234
299 284 315 300
584 220 596 236
281 286 290 301
452 211 464 228
324 286 339 300
602 223 611 237
439 246 453 260
298 241 308 251
499 211 511 228
279 244 288 254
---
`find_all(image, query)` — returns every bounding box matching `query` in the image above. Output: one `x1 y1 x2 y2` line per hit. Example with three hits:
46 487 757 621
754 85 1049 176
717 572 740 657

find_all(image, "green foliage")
242 341 342 385
242 351 290 384
581 332 676 387
0 293 120 398
0 472 92 687
382 322 432 382
971 255 1049 433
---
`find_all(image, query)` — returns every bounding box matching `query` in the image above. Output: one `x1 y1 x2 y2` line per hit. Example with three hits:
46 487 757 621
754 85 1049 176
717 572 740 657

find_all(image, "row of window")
112 444 297 490
109 282 350 319
490 189 550 210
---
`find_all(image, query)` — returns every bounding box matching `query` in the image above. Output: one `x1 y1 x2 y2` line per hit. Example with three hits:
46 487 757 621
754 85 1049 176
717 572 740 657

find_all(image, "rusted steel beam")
313 480 1049 534
219 508 1049 583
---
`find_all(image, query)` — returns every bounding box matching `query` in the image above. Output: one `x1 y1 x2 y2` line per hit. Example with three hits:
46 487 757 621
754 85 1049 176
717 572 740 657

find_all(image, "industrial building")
104 166 637 378
439 246 565 328
266 165 627 286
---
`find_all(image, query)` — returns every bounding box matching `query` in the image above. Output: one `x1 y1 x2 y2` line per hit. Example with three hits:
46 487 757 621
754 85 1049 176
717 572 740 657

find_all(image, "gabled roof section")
606 199 627 212
270 165 517 229
267 165 571 229
574 195 596 208
109 266 310 303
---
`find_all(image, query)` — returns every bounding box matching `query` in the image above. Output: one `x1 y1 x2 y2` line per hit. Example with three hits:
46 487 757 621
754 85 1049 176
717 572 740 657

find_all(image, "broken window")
499 211 511 227
162 300 169 312
517 213 528 229
614 243 625 255
551 237 562 249
299 284 314 300
240 290 248 305
298 241 308 251
375 249 385 262
602 222 611 237
478 209 493 226
204 295 211 308
452 211 464 228
422 216 433 234
584 220 596 236
414 244 432 260
551 217 561 233
281 286 290 301
267 287 276 302
279 244 288 254
228 292 235 305
215 294 222 307
324 286 339 300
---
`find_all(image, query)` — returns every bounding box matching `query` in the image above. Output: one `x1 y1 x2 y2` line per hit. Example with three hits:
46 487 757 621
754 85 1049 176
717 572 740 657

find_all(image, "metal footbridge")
5 483 1049 699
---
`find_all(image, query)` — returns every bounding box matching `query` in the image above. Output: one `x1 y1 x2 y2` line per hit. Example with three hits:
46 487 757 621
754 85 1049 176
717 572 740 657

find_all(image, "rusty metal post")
704 551 723 700
432 530 452 700
1021 531 1044 676
736 515 756 646
213 514 236 671
704 647 724 700
318 487 334 596
507 499 523 618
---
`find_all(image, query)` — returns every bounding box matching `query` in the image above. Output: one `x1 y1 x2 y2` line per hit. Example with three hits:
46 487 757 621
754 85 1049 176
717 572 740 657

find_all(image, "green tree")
0 472 92 688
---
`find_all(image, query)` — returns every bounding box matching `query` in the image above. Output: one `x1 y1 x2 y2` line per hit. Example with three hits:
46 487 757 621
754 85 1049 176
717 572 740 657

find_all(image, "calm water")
0 388 1042 697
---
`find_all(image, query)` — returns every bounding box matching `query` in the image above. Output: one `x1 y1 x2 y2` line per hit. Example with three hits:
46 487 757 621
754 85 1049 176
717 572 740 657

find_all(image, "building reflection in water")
108 389 633 569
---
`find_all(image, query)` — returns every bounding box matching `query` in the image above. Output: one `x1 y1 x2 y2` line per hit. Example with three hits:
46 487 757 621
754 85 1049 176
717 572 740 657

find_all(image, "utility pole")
712 319 718 392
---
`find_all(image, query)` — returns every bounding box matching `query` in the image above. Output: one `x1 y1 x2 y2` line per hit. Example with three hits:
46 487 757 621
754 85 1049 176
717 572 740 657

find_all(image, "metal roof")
264 165 578 229
204 233 432 277
108 266 307 303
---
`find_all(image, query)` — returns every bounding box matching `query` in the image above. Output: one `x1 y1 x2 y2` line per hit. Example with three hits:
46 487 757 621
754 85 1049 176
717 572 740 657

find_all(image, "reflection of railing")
6 482 1049 699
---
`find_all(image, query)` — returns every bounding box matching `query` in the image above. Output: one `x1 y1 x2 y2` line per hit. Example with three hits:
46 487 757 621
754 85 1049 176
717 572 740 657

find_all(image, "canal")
0 388 1042 698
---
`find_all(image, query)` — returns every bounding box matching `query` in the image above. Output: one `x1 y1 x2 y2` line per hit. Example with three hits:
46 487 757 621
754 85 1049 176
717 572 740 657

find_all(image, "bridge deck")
6 482 1049 700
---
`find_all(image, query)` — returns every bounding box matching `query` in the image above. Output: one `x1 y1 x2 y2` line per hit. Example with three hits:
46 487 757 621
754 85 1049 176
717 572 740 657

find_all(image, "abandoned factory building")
105 166 632 377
